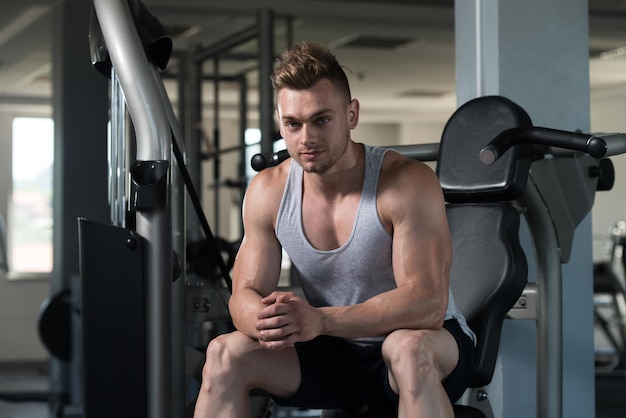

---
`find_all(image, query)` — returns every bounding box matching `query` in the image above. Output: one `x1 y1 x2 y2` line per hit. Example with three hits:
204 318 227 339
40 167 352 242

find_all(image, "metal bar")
258 9 275 154
286 15 294 48
163 72 242 83
597 133 626 157
116 80 128 228
92 3 172 418
384 143 439 162
176 53 187 155
204 142 249 157
238 75 248 237
213 58 220 235
0 212 7 272
109 68 127 227
152 65 186 418
523 177 562 418
108 68 119 226
192 24 258 63
186 52 203 243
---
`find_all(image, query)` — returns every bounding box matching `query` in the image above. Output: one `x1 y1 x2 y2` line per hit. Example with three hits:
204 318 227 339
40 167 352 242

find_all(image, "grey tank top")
275 144 475 344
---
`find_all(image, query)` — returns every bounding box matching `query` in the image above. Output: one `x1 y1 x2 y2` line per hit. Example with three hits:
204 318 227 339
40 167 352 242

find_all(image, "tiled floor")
0 362 624 418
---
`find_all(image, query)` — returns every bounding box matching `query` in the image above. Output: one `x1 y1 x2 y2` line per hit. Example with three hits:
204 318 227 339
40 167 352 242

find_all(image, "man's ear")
348 99 360 128
275 109 284 137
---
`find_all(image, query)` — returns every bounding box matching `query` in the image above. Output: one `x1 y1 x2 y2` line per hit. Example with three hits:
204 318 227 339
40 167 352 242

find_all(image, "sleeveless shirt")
275 144 475 344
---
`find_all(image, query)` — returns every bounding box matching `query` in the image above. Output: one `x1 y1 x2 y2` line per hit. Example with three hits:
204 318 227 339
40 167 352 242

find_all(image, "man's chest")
301 195 360 251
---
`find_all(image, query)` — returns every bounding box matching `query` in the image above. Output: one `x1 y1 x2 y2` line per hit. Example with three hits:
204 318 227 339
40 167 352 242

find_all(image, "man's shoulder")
377 150 442 209
380 150 434 181
245 159 291 214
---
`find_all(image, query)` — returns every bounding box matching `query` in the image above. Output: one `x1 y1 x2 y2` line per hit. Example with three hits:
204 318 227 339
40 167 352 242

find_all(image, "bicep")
388 163 451 291
231 172 284 298
232 229 282 298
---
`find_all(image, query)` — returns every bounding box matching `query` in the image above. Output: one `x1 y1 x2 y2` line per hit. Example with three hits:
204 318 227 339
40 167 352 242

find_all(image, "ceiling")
2 0 626 125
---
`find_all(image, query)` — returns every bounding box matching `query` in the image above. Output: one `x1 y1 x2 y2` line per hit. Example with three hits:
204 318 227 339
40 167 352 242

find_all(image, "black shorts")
271 319 476 410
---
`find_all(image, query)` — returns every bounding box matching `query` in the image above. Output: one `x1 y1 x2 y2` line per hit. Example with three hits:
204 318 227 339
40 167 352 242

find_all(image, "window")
8 117 54 278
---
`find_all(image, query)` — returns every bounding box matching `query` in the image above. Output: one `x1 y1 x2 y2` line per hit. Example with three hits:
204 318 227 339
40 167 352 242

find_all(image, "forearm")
319 285 447 339
228 287 266 339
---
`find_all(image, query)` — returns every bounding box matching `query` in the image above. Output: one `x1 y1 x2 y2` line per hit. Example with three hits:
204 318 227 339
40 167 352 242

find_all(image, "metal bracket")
507 282 538 320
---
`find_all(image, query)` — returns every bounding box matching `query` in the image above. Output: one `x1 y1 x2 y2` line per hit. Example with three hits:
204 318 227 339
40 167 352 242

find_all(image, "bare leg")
193 331 301 418
382 328 459 418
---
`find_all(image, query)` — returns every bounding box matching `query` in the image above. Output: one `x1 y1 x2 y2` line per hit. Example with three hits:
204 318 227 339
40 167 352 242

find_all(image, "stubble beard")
300 135 350 175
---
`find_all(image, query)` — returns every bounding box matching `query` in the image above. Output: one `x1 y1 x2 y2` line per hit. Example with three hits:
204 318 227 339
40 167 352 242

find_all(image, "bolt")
476 389 488 402
126 238 137 250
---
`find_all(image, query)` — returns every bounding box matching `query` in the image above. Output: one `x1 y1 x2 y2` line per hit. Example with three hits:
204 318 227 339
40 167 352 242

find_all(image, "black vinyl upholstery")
437 95 533 202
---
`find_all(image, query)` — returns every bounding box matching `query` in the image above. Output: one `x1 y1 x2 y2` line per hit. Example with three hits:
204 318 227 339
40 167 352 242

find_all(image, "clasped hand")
255 291 322 350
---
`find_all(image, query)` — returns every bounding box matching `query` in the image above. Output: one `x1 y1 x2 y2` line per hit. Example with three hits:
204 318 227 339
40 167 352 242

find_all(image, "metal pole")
186 49 203 244
92 3 172 418
239 74 248 182
176 52 187 154
0 213 7 272
238 75 248 235
385 143 439 162
213 58 220 235
258 9 275 154
192 24 258 64
152 65 186 418
523 177 562 418
285 15 294 48
109 68 127 227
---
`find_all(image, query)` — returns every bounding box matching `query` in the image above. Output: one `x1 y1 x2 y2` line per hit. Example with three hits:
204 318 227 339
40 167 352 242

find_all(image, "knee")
202 332 244 382
384 330 437 379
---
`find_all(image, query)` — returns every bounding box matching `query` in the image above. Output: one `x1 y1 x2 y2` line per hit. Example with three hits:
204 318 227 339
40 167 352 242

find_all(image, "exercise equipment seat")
323 96 530 418
439 96 530 409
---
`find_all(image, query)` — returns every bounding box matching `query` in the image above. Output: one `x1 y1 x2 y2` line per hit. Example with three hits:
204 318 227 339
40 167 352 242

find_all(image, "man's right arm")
228 167 286 339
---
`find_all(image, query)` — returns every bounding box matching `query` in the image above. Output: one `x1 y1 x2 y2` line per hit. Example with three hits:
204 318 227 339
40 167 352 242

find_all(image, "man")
193 42 475 418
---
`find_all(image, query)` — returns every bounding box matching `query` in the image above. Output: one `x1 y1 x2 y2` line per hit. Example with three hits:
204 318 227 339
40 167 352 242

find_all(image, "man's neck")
303 142 365 199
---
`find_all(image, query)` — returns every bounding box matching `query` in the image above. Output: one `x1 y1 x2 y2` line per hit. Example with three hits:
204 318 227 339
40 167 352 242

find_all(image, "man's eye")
315 118 329 126
286 122 300 129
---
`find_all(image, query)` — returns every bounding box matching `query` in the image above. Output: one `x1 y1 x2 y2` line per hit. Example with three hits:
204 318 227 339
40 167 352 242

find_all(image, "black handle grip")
480 127 607 165
251 149 290 172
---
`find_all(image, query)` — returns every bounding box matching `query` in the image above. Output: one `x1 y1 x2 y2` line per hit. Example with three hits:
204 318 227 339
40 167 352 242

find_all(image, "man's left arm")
318 156 451 337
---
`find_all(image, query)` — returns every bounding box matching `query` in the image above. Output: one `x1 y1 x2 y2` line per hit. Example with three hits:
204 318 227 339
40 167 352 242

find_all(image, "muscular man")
193 42 476 418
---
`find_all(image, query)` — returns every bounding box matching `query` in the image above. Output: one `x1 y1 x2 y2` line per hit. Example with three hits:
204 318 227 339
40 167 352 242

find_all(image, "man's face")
276 78 359 174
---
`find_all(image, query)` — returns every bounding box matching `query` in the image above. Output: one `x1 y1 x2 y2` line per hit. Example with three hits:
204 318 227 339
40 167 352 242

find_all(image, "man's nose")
300 124 316 145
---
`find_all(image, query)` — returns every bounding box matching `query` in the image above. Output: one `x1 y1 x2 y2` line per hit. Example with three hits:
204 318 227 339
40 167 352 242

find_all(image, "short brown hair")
271 42 352 104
